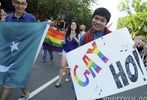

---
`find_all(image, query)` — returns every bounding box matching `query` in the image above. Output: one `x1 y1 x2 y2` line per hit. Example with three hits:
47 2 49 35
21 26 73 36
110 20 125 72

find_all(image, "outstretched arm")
133 36 145 48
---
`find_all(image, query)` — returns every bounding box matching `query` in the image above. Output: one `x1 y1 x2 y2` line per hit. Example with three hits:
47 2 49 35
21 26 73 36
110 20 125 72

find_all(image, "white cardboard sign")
66 28 147 100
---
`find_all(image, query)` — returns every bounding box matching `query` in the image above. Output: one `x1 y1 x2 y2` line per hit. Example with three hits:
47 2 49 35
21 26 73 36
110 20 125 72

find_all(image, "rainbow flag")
44 28 64 52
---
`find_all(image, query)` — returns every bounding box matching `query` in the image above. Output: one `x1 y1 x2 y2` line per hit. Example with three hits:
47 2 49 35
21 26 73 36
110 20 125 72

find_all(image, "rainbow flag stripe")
43 42 63 52
45 28 64 47
74 65 90 87
87 41 109 63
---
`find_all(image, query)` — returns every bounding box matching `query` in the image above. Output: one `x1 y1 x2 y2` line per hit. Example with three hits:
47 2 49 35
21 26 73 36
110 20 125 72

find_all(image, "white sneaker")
18 93 30 100
55 82 61 87
65 78 70 82
18 96 29 100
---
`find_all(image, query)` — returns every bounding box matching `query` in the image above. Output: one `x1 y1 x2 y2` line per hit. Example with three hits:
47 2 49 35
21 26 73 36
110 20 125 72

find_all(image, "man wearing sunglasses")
5 0 36 22
1 0 36 100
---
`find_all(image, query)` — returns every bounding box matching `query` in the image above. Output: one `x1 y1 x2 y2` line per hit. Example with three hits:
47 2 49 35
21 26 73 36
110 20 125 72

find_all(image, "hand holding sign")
66 28 147 100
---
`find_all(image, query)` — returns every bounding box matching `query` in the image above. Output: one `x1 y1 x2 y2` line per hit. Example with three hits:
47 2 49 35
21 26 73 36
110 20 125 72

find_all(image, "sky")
91 0 126 31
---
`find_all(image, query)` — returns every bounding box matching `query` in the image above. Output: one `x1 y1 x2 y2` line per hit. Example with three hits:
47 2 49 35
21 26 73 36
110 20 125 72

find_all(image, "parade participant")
1 0 36 100
55 20 80 87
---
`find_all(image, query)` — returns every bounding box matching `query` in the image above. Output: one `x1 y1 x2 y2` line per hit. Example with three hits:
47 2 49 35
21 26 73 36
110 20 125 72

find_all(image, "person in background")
0 9 7 21
5 0 36 22
135 36 147 68
143 40 147 67
79 24 86 36
55 20 80 87
42 20 54 63
144 55 147 68
134 36 147 68
1 0 36 100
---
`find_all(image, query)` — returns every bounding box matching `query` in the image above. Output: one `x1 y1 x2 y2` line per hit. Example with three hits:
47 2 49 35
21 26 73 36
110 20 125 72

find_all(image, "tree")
117 12 147 37
27 0 94 29
0 0 95 29
0 0 14 13
117 0 147 38
118 0 147 14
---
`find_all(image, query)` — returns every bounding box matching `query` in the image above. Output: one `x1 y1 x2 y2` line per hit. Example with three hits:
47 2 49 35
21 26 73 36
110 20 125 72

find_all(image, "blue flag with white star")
0 22 49 88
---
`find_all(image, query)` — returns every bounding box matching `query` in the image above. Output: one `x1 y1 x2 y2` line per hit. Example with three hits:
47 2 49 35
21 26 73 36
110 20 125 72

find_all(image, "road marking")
144 92 147 95
29 75 59 99
29 72 65 99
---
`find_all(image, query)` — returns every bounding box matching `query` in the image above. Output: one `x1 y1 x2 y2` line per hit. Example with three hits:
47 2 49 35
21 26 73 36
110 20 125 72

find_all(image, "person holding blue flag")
5 0 36 22
0 0 37 100
0 9 7 21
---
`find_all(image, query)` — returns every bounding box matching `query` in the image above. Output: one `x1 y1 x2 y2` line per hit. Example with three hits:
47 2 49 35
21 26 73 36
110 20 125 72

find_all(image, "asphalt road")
0 51 147 100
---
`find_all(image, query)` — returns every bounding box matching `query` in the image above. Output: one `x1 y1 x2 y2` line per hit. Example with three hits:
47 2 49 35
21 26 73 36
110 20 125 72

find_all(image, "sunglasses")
15 1 27 6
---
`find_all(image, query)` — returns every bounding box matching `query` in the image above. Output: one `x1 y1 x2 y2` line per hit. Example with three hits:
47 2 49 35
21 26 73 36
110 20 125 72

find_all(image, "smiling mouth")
17 9 23 11
94 25 101 28
93 23 100 27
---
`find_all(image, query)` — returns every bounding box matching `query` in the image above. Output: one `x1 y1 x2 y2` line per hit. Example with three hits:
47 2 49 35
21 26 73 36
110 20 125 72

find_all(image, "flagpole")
34 22 50 63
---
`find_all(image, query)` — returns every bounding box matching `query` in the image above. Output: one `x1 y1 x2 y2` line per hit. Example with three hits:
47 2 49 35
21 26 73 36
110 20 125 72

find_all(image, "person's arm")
143 40 147 55
133 36 145 48
143 45 147 55
73 35 79 44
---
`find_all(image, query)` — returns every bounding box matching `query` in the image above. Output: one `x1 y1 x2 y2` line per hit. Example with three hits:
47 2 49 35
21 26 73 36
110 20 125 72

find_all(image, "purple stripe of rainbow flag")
43 42 63 52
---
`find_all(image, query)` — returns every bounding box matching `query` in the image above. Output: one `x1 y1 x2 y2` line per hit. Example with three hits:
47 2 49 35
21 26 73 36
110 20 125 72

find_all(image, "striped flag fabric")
44 28 64 52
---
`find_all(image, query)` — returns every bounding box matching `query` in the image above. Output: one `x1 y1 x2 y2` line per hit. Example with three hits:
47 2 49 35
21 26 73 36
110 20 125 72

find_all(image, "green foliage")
118 0 147 14
118 0 132 15
117 12 147 38
132 0 147 13
117 0 147 38
27 0 94 28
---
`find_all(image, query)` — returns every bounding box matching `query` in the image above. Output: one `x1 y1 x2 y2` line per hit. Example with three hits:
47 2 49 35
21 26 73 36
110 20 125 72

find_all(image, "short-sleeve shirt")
5 12 36 22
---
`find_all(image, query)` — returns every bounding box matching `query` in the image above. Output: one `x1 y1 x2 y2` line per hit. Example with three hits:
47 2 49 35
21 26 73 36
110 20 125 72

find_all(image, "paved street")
0 50 147 100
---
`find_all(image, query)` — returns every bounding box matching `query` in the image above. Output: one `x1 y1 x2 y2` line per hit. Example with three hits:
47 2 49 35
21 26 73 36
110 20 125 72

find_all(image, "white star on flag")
10 41 20 52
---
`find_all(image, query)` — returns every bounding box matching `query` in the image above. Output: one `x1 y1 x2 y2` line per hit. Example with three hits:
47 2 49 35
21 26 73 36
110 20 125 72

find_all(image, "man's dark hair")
93 7 111 23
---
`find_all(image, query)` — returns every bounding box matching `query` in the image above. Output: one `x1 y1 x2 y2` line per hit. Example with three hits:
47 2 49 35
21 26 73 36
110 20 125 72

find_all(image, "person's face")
12 0 27 15
71 22 77 31
92 15 107 32
80 25 84 31
0 10 7 21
